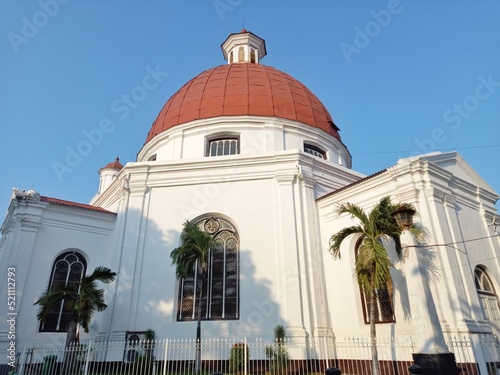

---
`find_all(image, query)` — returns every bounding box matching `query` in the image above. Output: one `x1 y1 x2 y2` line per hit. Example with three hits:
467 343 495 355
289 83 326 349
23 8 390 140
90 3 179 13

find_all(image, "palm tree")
34 265 116 346
328 196 422 375
171 219 215 374
265 325 290 375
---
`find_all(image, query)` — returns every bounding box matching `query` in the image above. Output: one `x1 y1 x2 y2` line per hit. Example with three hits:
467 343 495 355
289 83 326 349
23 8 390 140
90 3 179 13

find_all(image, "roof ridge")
40 196 115 214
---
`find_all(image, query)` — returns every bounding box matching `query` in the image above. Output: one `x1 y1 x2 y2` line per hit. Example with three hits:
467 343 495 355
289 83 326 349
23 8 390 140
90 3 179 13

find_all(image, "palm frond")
329 225 364 258
34 265 115 337
34 284 78 322
336 202 370 227
171 220 214 279
86 266 117 284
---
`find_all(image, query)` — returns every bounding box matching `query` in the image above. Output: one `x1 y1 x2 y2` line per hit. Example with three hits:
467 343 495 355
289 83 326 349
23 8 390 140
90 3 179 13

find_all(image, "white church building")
1 30 499 373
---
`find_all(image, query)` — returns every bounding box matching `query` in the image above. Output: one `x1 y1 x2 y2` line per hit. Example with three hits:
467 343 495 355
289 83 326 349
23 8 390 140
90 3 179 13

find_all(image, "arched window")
304 143 326 159
229 51 234 64
355 241 395 324
39 251 87 332
238 46 244 62
177 216 239 321
250 48 256 63
475 266 500 336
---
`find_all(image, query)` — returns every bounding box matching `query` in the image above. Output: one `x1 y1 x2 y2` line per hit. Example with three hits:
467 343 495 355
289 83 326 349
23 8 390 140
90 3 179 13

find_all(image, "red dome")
146 64 340 143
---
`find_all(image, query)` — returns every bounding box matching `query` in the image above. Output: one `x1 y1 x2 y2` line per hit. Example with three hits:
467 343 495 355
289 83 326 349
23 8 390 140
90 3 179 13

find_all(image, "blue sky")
1 1 499 218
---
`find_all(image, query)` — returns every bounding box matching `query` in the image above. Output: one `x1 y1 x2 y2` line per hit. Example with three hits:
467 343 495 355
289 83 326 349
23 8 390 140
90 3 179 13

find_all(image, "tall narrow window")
229 51 234 64
475 266 500 337
250 48 256 63
238 46 244 62
39 252 87 332
355 243 395 324
208 138 239 157
177 216 239 321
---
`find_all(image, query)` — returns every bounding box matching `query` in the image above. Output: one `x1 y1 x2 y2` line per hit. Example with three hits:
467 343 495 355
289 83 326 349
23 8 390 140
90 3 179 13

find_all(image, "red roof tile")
104 157 124 170
146 64 341 143
40 196 115 214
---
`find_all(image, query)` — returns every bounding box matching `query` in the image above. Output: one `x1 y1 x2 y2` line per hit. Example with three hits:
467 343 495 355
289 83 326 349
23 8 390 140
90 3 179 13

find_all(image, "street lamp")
392 206 416 228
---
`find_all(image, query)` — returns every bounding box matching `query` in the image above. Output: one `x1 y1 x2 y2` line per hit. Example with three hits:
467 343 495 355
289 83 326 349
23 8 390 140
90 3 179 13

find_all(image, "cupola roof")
102 157 123 170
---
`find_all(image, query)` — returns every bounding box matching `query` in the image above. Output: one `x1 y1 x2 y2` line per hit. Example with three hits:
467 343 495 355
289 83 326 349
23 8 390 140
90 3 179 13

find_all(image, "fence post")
17 343 27 375
470 333 489 375
244 337 248 375
82 340 92 375
162 338 169 375
21 343 32 375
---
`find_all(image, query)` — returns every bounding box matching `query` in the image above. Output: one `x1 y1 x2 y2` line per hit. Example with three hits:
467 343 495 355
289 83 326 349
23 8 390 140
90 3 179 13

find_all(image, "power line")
409 233 499 249
352 144 500 156
404 233 500 271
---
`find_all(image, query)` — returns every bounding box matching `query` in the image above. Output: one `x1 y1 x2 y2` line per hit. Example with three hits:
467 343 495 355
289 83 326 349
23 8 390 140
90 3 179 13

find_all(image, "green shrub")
229 342 249 374
265 325 290 375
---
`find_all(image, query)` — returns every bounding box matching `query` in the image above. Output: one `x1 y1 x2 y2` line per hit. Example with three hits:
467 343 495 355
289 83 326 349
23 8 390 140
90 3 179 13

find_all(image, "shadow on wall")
106 208 286 340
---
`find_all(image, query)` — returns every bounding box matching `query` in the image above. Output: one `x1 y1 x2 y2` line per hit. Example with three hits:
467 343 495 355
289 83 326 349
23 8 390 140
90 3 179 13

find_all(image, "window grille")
209 139 239 156
304 144 326 159
355 244 395 324
39 252 87 332
177 216 239 321
475 266 500 337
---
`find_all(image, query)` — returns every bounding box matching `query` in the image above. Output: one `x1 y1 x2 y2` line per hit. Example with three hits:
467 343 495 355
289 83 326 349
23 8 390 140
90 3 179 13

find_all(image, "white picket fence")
1 333 498 375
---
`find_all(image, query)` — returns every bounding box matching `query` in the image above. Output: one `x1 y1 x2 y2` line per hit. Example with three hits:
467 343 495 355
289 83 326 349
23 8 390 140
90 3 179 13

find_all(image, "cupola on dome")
145 30 341 144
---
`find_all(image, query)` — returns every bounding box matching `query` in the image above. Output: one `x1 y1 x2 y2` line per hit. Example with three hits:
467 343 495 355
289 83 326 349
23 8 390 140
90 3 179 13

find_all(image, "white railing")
1 333 498 375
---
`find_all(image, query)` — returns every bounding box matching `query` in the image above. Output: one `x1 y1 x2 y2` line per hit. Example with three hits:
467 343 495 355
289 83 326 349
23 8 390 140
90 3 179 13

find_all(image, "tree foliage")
328 196 423 375
34 266 116 342
265 325 290 375
170 220 214 279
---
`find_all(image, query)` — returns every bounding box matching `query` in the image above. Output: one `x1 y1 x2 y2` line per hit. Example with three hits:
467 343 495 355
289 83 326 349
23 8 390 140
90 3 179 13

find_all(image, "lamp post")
392 208 461 375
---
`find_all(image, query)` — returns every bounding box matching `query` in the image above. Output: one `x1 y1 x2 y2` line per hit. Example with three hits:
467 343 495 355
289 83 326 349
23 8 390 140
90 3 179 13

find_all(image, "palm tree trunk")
370 271 380 375
63 320 79 374
65 320 79 347
195 276 203 374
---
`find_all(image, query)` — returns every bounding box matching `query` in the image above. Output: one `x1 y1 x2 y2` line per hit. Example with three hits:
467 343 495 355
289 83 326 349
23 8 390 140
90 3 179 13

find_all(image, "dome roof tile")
146 64 340 143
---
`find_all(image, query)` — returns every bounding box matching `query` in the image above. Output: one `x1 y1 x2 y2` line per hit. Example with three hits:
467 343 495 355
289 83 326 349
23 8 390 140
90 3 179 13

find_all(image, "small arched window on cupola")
229 51 234 64
250 48 256 63
238 46 244 62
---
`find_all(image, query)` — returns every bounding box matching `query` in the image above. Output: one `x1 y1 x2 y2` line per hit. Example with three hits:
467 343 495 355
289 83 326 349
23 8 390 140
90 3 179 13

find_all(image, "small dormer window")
209 138 239 156
304 144 326 159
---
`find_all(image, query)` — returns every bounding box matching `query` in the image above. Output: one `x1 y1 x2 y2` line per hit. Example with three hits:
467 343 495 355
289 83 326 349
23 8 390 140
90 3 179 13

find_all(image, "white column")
402 230 449 353
274 172 307 339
